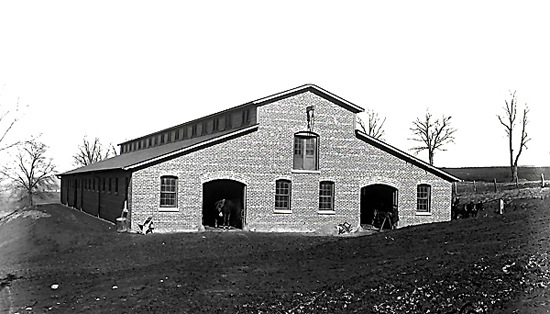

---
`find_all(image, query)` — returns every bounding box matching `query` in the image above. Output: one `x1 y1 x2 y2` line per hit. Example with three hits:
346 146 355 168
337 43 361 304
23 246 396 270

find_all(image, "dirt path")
1 200 550 313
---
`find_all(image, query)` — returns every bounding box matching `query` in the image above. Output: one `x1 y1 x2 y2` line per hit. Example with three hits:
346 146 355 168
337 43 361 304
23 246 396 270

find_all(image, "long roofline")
59 125 259 176
253 84 364 113
119 84 363 146
355 130 461 182
123 124 259 170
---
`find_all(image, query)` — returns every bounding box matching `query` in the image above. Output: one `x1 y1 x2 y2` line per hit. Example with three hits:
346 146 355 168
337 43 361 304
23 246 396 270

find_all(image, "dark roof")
253 84 364 113
61 84 364 176
60 125 259 175
355 130 461 182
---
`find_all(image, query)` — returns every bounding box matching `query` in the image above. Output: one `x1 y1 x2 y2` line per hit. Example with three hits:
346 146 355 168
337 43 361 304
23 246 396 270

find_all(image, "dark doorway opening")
360 184 398 229
202 179 246 229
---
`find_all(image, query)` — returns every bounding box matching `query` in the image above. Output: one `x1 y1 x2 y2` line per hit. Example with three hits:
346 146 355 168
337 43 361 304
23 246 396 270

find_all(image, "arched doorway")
360 184 398 229
202 179 246 229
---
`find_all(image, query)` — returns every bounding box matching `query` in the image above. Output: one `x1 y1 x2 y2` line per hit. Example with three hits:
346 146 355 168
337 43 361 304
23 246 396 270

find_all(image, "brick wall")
129 91 452 233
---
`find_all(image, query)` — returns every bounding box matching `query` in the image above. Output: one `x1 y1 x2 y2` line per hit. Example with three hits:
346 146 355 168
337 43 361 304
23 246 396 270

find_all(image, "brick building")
59 84 459 233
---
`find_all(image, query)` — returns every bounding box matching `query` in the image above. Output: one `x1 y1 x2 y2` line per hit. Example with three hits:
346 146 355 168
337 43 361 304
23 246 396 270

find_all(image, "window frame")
416 184 431 213
293 131 319 171
159 176 178 210
319 181 335 213
242 109 250 126
274 179 292 213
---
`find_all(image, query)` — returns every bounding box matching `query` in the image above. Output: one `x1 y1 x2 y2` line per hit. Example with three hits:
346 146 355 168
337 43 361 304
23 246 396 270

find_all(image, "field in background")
443 166 550 182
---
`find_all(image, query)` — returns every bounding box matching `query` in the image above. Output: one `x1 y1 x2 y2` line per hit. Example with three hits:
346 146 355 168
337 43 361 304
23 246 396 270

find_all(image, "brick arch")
199 171 249 186
359 177 399 190
360 179 400 230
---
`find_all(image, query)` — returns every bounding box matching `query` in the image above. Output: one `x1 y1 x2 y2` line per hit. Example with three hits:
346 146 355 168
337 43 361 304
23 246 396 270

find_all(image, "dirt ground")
1 191 550 313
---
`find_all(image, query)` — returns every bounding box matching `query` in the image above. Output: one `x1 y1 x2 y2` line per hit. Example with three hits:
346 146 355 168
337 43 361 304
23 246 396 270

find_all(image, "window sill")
274 209 292 214
291 169 321 174
159 207 179 212
318 210 336 215
416 211 432 216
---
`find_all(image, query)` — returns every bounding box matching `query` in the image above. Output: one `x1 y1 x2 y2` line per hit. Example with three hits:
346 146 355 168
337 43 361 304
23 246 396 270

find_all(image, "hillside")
1 195 550 313
442 166 550 182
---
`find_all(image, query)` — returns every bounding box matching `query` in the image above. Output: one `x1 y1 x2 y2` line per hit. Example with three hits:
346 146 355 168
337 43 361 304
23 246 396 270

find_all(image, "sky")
0 1 548 174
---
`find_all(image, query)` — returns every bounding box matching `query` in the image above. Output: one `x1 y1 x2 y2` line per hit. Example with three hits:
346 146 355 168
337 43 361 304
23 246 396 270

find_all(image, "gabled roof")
253 84 364 113
355 130 461 182
60 84 364 176
60 125 259 175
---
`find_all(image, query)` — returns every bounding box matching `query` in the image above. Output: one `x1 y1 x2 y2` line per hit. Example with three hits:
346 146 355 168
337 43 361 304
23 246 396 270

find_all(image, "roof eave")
355 130 461 182
123 124 259 170
253 84 364 113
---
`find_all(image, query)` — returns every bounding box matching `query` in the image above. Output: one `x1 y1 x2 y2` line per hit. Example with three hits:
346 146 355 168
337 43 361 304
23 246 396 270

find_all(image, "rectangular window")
115 178 119 194
226 114 232 129
293 135 318 171
108 178 112 192
182 127 188 139
213 118 219 131
102 178 106 192
160 176 178 207
93 178 96 191
175 129 180 140
191 124 197 137
242 109 250 126
275 180 291 211
417 185 431 212
319 181 335 211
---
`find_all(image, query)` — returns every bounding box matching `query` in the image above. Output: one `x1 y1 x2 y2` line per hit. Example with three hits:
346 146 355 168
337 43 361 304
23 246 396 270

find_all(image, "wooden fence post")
542 173 546 188
493 178 498 192
473 180 477 194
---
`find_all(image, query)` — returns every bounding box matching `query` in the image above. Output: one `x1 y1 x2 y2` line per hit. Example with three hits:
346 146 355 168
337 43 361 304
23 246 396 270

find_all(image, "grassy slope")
1 194 550 313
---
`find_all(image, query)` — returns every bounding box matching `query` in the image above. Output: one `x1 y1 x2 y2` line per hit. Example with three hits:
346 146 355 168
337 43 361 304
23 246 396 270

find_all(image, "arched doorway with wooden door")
202 179 246 230
360 184 399 230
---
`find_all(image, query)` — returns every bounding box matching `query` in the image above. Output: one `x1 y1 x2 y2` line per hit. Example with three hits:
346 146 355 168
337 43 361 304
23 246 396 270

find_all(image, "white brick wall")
129 91 452 233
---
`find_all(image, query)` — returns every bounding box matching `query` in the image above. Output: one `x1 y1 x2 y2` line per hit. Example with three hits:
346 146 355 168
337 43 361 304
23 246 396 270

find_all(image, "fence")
454 179 548 195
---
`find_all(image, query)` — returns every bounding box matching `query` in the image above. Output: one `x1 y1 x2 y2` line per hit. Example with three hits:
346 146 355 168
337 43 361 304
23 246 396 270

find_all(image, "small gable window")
293 132 319 171
160 176 178 208
417 184 431 212
275 179 291 211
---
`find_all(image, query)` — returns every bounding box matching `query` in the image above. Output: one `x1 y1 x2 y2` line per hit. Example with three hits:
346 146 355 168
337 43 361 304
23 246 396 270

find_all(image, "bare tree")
73 136 118 167
409 109 457 165
0 87 26 152
497 90 531 186
357 109 386 140
1 140 56 207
